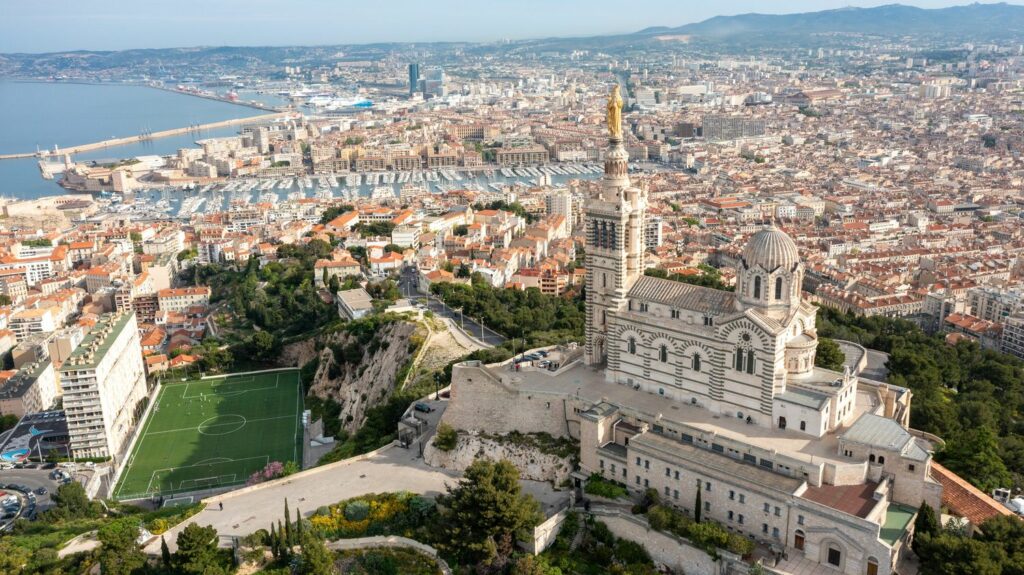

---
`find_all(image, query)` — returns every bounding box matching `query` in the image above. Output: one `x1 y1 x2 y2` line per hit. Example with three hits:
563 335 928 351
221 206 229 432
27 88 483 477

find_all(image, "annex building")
443 89 943 575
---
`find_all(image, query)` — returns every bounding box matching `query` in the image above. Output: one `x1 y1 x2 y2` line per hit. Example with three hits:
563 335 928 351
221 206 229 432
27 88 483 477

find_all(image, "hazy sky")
0 0 1017 53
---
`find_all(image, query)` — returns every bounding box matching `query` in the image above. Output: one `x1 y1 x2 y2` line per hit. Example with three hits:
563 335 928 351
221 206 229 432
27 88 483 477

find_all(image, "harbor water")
0 81 261 198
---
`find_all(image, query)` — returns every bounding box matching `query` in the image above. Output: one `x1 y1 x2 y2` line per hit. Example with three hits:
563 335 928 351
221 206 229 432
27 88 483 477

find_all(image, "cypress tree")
278 519 287 557
295 507 303 542
160 535 172 567
913 501 940 553
695 479 703 522
283 499 291 545
270 523 279 559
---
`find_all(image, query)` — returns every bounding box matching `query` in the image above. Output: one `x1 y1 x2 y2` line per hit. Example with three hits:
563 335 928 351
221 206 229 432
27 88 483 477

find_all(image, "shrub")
148 518 170 535
646 505 673 531
246 461 285 486
344 500 370 522
727 532 755 556
241 528 269 547
281 461 300 476
584 474 628 499
688 521 730 552
643 504 747 557
433 423 458 452
614 538 652 565
631 488 660 514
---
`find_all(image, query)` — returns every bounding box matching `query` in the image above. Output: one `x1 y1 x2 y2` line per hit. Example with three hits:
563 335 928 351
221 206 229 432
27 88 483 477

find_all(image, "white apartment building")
59 312 147 459
157 286 211 313
142 229 186 256
0 359 59 418
0 255 54 286
10 307 57 342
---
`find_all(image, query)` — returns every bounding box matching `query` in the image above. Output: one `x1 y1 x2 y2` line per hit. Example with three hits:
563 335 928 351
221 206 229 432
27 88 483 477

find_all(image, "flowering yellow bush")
309 492 434 539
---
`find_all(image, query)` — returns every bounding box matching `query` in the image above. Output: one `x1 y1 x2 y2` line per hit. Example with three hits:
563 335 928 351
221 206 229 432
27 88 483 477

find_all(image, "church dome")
742 225 800 271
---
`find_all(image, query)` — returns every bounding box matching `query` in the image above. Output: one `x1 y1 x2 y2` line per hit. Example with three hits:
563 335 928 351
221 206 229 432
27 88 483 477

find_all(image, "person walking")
219 502 224 511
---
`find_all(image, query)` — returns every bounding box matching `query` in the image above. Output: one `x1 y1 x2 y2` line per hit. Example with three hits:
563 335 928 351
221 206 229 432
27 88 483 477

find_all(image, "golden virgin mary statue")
607 84 623 140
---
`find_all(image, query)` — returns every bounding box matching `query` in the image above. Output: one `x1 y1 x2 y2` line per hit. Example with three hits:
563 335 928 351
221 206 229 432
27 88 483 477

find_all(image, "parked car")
413 402 433 414
538 360 550 369
35 487 47 496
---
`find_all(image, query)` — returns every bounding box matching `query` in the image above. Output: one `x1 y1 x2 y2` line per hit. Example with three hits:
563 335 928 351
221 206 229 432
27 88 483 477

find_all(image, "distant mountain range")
633 2 1024 39
3 2 1024 74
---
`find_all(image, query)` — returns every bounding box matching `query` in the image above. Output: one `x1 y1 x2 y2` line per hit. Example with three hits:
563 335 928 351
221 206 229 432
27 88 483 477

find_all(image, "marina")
106 163 605 219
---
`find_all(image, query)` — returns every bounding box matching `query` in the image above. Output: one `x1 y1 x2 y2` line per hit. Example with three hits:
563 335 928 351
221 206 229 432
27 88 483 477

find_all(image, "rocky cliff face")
281 319 421 435
424 432 576 485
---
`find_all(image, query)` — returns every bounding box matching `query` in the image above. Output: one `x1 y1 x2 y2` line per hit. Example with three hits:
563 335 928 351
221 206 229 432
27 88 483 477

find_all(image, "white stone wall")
522 509 570 555
445 364 569 438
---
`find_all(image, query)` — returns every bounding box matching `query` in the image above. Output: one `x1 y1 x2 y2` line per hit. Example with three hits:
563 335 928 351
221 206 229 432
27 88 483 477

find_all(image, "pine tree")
695 479 703 523
160 535 172 567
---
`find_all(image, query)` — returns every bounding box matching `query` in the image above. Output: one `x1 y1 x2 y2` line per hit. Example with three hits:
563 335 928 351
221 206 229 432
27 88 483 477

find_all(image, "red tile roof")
930 461 1015 526
802 481 879 519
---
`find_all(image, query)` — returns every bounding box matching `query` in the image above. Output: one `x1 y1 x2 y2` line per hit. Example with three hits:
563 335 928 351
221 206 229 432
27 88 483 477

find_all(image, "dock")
0 111 297 161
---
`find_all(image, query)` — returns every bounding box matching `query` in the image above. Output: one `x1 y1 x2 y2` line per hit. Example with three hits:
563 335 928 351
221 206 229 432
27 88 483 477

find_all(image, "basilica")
443 87 941 575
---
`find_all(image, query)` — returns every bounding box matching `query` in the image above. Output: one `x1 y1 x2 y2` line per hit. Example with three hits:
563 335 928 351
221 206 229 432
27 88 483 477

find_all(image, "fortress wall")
443 363 570 438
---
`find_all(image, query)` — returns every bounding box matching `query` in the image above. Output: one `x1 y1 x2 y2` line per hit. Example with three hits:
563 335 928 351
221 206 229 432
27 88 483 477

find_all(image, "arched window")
628 337 636 355
753 276 762 299
659 345 668 363
869 454 876 463
692 354 701 372
775 277 784 300
735 348 755 373
878 456 886 465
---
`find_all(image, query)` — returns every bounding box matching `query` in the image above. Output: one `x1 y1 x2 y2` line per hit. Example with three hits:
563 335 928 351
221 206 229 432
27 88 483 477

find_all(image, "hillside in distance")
636 2 1024 39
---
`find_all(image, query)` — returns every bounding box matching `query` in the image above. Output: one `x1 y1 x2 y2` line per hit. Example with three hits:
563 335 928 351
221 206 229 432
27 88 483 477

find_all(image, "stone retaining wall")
326 535 452 575
590 506 748 575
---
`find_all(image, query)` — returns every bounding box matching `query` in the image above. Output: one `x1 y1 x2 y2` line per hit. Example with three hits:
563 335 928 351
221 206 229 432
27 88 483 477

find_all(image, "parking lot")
0 467 61 529
0 465 76 529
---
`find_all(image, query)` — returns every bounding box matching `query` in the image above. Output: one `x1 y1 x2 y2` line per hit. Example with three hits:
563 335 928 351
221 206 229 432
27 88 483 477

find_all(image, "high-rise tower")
408 63 420 97
584 85 647 366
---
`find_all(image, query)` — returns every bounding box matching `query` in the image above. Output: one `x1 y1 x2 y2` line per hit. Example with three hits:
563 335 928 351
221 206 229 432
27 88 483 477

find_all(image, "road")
397 267 506 347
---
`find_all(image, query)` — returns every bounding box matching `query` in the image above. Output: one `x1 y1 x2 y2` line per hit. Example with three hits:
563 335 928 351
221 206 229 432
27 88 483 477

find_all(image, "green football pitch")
114 369 304 500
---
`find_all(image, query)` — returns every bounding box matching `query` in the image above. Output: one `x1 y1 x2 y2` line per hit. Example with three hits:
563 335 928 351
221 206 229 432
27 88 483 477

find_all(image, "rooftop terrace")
489 360 883 473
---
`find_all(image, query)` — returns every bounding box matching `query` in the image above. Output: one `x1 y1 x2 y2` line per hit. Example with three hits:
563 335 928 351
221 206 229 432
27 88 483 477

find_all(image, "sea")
0 81 274 199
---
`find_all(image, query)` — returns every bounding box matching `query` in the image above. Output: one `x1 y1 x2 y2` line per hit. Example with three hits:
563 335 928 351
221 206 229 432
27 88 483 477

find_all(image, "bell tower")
584 85 646 366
